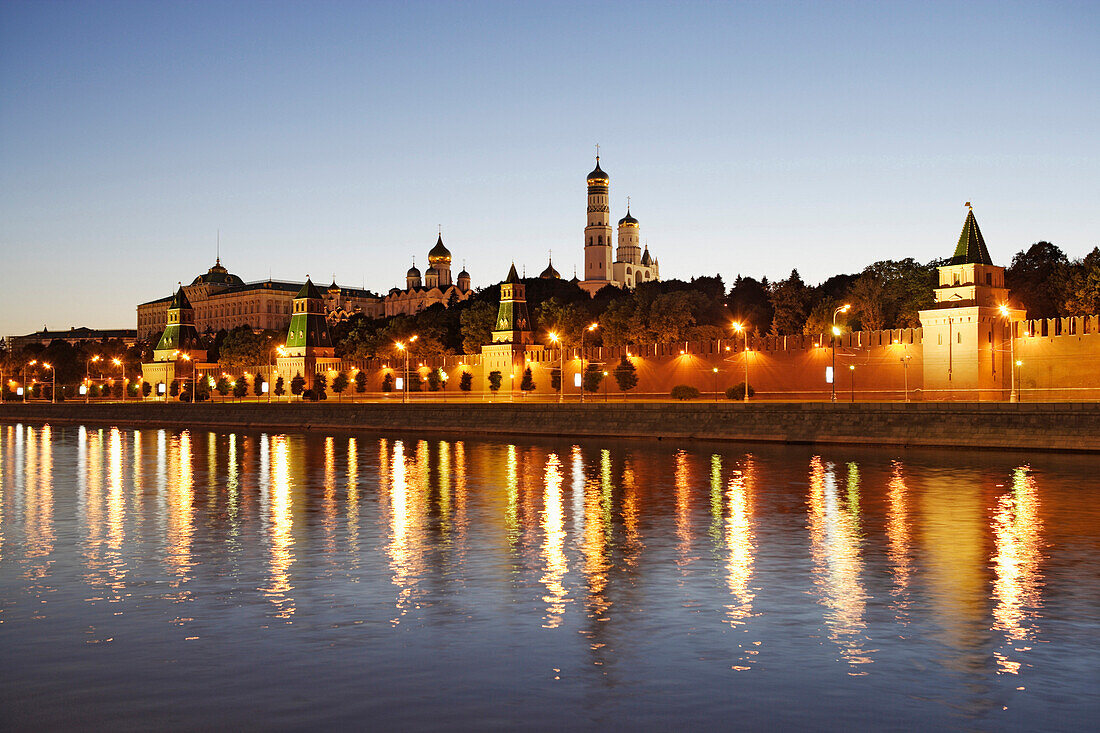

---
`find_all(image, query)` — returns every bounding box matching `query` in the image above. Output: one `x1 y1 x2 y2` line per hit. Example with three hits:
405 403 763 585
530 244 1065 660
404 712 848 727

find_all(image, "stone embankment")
2 401 1099 452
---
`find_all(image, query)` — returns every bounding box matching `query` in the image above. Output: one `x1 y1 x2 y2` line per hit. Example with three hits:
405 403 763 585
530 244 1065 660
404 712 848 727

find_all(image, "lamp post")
395 335 417 404
579 323 598 404
831 304 851 403
441 369 448 402
712 366 719 402
25 360 36 402
112 357 124 402
1015 360 1023 402
603 371 609 402
548 332 563 403
849 364 855 403
732 322 750 402
273 345 287 403
999 305 1018 403
42 362 55 403
900 352 912 403
86 355 100 404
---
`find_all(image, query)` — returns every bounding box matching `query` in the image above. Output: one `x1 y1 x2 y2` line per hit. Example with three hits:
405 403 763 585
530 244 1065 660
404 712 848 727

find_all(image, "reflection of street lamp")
999 304 1018 403
831 304 851 403
732 322 750 402
548 332 563 403
580 323 597 404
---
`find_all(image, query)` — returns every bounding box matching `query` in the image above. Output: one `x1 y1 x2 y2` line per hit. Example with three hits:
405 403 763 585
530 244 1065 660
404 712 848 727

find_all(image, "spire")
950 205 994 265
506 262 520 283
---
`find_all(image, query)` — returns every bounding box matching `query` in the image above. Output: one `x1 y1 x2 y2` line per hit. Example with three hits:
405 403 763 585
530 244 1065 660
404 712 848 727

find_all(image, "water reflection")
0 426 1092 729
991 466 1044 675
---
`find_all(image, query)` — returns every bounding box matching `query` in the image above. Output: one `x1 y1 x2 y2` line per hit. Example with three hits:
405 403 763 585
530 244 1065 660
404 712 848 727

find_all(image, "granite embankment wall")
3 402 1100 452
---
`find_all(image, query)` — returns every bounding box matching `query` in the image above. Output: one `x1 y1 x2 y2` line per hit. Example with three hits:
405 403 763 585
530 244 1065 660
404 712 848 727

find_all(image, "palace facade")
137 235 474 339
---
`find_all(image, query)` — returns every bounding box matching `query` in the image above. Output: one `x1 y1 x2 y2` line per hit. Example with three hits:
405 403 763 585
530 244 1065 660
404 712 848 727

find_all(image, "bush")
488 370 502 393
582 362 604 393
550 367 561 391
216 377 232 397
332 371 349 400
671 385 700 401
274 376 286 397
142 382 152 398
312 374 328 400
520 366 535 393
613 356 638 393
459 371 473 392
253 375 264 397
233 379 248 399
382 373 394 392
290 373 305 396
354 371 367 393
170 380 180 397
427 369 442 392
725 382 755 401
302 388 316 402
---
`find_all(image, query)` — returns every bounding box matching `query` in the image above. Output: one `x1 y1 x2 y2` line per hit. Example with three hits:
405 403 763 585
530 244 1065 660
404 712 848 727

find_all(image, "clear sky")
1 0 1097 336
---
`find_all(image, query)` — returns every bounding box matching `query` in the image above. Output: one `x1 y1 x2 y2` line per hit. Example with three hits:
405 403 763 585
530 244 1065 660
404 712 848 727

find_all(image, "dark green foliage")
1006 242 1069 318
769 270 812 335
459 371 473 392
142 382 152 397
550 368 561 391
274 376 286 397
613 356 638 392
253 374 264 396
290 373 305 396
520 366 535 392
332 371 349 399
381 373 394 392
216 377 231 396
671 384 700 400
725 382 755 400
233 378 248 399
170 380 180 397
582 362 604 393
460 302 497 354
354 370 367 393
427 369 442 391
488 370 502 393
312 373 328 399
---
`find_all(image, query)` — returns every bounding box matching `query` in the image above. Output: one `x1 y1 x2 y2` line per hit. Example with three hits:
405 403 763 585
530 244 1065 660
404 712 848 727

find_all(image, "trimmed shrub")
671 385 700 401
725 382 756 401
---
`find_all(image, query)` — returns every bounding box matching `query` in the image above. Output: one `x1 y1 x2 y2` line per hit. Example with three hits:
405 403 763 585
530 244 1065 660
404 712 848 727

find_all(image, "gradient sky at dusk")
1 0 1097 336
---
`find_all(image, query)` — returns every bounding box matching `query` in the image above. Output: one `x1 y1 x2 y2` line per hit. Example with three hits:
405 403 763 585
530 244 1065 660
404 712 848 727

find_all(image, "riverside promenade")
3 401 1100 453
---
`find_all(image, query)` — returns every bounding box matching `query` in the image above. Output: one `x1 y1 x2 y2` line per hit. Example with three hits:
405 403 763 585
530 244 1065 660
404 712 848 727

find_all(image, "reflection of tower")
584 157 613 282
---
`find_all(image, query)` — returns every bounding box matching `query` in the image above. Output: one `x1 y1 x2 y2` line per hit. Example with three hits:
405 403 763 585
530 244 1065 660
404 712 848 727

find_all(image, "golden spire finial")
595 143 599 161
965 201 972 209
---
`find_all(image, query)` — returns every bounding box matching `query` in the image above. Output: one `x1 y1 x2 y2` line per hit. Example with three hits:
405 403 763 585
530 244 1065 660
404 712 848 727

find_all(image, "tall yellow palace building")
136 235 473 339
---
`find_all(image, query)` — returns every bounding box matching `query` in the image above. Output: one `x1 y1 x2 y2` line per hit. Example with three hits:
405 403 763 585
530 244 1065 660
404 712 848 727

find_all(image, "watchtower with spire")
919 205 1026 400
278 276 339 383
481 264 543 397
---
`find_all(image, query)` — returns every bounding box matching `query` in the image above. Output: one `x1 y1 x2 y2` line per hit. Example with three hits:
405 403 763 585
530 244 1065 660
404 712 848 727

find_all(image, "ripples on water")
0 423 1098 730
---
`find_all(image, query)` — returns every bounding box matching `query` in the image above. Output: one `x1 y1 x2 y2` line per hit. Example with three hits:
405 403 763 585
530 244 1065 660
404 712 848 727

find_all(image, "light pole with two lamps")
395 335 418 403
579 323 598 404
548 332 564 403
732 321 750 402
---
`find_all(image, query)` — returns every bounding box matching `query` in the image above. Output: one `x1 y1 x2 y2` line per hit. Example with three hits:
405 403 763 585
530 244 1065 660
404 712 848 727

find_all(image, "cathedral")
383 233 473 316
578 156 659 296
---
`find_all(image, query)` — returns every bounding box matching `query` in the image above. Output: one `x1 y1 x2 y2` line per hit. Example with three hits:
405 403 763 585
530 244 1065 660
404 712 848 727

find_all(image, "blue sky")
1 0 1097 336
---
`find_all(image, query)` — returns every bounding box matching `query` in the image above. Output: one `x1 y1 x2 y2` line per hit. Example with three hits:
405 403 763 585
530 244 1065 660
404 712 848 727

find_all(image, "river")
1 423 1098 730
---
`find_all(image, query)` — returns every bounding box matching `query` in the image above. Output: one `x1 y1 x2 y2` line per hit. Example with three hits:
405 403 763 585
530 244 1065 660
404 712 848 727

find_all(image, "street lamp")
712 366 719 402
112 357 124 402
999 304 1018 403
580 323 598 404
25 360 36 401
42 362 55 403
849 364 856 403
831 304 851 403
548 332 563 403
272 344 287 403
732 322 750 402
900 351 912 403
395 335 417 403
178 353 195 403
1015 360 1023 402
86 355 101 404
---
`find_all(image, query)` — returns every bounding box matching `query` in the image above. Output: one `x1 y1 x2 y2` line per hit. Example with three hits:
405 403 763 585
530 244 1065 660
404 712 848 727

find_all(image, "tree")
142 382 152 398
1060 247 1100 317
459 370 473 394
550 368 561 391
520 366 535 394
769 269 811 335
671 385 700 400
332 371 349 400
216 376 231 398
253 374 264 397
460 302 496 354
290 372 305 397
312 373 328 400
169 380 180 397
274 376 286 397
233 378 248 400
582 362 604 393
727 275 773 335
488 370 502 397
218 327 278 367
846 273 888 332
354 370 367 393
1006 242 1069 318
726 382 755 400
381 372 394 392
613 355 638 394
426 369 442 392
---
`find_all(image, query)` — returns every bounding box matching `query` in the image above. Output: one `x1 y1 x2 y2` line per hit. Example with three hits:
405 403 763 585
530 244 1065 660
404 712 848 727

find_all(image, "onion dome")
618 208 638 227
540 258 561 279
425 266 440 278
640 246 652 266
328 278 340 293
407 264 421 278
587 157 609 184
458 267 470 279
428 234 451 265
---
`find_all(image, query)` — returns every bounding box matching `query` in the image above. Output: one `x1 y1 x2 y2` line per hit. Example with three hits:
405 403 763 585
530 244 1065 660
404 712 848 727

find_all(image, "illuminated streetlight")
831 304 851 403
548 332 563 403
999 304 1018 403
395 335 417 403
732 322 750 402
112 357 125 402
712 366 719 402
580 323 598 404
849 364 856 403
42 362 55 404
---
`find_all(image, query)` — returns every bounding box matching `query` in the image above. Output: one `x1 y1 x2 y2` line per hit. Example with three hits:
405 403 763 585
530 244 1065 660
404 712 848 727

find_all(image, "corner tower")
279 277 339 383
492 264 532 345
153 285 205 361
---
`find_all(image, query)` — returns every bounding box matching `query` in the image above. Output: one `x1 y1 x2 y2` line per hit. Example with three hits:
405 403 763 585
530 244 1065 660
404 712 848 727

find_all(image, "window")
938 334 943 345
986 273 992 285
957 333 962 344
953 273 960 285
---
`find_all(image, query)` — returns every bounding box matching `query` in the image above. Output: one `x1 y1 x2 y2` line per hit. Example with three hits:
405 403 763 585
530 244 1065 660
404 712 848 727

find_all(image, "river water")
0 422 1097 730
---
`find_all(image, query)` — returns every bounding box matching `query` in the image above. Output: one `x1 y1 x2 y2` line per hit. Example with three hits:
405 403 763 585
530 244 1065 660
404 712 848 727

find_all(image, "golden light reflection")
262 435 295 619
709 454 723 548
540 453 570 627
506 444 519 548
323 436 337 557
453 441 468 558
621 458 641 567
346 437 360 564
24 425 55 608
675 449 693 565
885 461 913 622
438 441 452 540
725 462 755 627
807 456 871 672
992 465 1044 675
165 431 194 591
387 440 426 623
582 452 610 619
104 428 127 596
